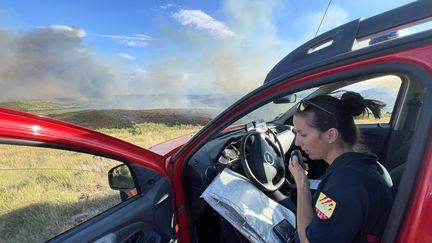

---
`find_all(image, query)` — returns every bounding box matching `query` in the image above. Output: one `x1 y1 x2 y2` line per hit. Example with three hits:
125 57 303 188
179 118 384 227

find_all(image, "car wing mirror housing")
108 164 135 190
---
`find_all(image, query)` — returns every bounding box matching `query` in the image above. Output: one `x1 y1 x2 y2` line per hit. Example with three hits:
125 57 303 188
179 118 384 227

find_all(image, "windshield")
233 88 318 125
232 74 401 128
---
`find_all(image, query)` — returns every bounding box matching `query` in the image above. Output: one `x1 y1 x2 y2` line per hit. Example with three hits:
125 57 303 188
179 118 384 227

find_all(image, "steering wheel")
240 129 286 192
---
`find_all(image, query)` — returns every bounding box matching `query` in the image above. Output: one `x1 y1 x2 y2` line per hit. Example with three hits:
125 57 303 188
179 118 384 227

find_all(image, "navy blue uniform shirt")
305 152 394 243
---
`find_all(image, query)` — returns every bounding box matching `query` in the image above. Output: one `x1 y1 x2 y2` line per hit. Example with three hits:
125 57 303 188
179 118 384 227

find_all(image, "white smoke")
0 25 118 100
0 0 353 110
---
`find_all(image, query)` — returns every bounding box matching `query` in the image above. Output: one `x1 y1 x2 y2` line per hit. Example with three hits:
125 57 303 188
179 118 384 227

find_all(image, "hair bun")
341 91 364 116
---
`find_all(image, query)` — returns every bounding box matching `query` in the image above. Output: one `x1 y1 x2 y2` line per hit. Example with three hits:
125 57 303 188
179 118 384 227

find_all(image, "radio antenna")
315 0 332 37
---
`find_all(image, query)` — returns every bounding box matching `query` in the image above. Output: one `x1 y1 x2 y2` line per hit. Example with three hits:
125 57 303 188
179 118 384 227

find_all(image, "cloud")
117 52 135 60
37 27 152 48
160 3 175 9
38 25 86 38
172 9 235 39
126 68 147 79
145 0 293 101
93 33 152 47
293 4 349 39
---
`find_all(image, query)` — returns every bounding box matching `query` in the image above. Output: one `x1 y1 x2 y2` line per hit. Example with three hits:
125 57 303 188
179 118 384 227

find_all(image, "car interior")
184 71 425 242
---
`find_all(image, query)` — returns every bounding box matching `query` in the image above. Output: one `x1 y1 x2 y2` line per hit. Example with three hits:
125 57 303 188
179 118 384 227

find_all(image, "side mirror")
273 94 297 104
108 164 135 190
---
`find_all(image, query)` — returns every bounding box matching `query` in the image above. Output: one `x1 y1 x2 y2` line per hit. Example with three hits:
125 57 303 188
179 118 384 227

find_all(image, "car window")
233 88 318 125
334 75 401 124
0 144 135 242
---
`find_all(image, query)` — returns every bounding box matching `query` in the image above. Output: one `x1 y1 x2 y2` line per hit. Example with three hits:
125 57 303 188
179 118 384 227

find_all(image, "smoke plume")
0 0 315 110
0 26 118 101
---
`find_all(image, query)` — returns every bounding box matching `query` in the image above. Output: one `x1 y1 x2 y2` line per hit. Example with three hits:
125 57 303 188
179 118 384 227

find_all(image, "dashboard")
218 140 241 166
185 121 296 221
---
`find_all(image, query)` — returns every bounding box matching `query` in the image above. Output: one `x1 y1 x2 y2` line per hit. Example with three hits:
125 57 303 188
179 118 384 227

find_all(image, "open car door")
0 108 176 243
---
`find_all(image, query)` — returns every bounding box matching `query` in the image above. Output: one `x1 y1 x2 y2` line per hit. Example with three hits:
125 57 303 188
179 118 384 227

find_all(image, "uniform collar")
326 152 378 174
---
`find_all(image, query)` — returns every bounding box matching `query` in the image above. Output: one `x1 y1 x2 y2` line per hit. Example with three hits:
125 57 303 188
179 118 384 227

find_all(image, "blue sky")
0 0 415 108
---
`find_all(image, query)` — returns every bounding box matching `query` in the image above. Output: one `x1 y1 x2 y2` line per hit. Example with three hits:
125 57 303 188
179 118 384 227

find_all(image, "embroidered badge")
315 192 337 220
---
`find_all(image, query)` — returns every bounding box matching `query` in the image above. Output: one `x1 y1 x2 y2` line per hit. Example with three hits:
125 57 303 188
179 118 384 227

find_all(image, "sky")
0 0 416 109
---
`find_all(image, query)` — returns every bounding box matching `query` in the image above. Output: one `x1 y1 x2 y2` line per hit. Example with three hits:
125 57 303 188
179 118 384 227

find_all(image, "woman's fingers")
289 155 309 183
290 155 304 170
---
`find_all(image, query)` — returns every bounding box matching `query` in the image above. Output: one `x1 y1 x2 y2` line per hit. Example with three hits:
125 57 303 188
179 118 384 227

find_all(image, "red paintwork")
0 107 167 176
396 132 432 243
150 134 195 161
149 125 245 171
169 45 432 242
149 125 244 158
125 188 138 198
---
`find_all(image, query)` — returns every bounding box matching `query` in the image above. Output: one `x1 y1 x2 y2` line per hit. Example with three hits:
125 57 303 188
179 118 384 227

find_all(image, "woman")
288 91 394 243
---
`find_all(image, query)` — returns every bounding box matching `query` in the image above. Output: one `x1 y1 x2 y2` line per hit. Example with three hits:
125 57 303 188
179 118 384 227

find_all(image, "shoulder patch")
315 192 337 220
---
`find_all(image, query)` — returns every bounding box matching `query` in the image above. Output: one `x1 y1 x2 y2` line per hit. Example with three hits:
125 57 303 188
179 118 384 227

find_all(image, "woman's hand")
288 155 309 186
288 154 313 243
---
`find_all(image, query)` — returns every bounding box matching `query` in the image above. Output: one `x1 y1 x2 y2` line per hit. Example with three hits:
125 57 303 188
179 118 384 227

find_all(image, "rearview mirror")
108 164 135 190
273 94 297 104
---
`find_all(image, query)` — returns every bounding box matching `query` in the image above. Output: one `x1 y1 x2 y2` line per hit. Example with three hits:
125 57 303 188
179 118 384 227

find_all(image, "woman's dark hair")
295 91 386 147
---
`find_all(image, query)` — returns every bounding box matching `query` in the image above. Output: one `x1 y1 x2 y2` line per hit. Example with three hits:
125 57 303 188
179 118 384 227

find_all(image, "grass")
0 145 123 242
1 195 119 242
0 120 202 242
99 123 202 148
0 99 83 116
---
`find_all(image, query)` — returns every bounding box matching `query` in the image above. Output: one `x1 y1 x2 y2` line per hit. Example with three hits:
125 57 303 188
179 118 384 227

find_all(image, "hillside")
51 109 213 129
0 99 214 129
0 98 84 115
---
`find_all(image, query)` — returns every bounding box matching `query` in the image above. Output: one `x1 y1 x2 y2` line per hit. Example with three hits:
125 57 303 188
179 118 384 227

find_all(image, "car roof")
264 1 432 84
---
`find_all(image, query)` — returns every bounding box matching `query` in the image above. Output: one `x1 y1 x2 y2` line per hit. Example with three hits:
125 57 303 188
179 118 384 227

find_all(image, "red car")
1 1 432 242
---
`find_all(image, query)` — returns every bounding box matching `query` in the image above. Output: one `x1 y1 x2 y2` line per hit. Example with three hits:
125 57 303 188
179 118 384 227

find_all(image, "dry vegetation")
0 123 202 242
0 146 122 242
99 123 201 148
354 112 391 124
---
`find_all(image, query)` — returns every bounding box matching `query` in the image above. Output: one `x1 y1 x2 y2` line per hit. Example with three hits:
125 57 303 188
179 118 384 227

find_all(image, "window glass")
233 88 318 125
0 145 134 242
334 75 401 124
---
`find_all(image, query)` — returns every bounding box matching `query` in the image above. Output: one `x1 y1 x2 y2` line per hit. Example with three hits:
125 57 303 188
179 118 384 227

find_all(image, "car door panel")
0 109 175 242
50 171 175 243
